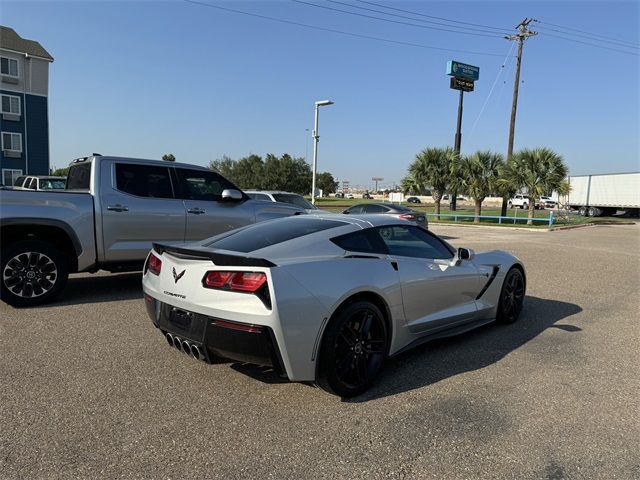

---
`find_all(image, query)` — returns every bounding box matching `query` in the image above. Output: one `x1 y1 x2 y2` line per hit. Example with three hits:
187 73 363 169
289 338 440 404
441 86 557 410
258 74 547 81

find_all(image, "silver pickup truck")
0 155 303 307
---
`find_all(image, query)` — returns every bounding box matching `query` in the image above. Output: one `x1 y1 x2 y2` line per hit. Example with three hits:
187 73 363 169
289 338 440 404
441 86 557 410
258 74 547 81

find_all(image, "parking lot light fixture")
311 100 334 204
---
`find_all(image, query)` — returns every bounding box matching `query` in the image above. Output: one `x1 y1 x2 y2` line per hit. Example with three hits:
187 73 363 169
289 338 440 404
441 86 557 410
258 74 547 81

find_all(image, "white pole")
311 104 320 204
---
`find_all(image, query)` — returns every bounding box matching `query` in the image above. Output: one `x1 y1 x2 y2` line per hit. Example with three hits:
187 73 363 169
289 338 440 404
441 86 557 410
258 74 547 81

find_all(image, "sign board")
450 77 474 92
371 177 384 181
446 60 480 81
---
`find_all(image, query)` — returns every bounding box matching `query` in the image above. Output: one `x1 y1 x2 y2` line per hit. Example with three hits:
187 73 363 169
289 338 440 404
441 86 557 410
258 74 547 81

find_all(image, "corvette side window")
331 229 387 254
376 225 453 260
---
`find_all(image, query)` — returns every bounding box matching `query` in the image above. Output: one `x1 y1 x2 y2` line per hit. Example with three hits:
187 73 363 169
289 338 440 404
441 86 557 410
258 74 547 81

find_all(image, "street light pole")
311 100 334 204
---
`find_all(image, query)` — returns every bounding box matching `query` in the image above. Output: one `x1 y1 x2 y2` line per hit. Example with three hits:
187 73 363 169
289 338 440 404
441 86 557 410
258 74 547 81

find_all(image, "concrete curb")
431 221 636 232
430 222 551 232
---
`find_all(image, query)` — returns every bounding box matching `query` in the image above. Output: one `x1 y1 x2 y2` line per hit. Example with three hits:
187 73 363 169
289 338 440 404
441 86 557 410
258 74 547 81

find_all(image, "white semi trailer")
566 172 639 217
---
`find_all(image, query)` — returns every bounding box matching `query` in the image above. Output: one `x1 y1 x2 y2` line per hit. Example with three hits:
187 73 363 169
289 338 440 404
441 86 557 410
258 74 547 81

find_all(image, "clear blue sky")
4 0 639 189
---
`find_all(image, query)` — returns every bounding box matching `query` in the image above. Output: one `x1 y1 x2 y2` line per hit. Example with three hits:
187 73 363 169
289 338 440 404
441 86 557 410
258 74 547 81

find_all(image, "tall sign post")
372 177 384 192
446 60 479 211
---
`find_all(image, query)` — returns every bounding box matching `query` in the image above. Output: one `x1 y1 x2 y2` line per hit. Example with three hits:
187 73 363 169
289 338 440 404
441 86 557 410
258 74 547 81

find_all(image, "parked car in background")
346 193 355 199
406 196 421 204
0 154 303 307
13 175 66 191
361 192 373 199
442 194 466 201
245 190 320 214
342 202 427 228
143 214 525 397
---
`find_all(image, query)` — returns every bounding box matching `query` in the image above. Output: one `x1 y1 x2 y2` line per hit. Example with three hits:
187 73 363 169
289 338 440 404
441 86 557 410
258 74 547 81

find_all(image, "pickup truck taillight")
147 253 162 275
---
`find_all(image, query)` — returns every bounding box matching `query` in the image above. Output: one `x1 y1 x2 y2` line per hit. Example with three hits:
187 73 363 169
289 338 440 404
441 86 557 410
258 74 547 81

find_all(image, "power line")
182 0 510 57
536 25 639 50
535 20 639 48
324 0 510 36
291 0 506 39
354 0 511 33
539 31 639 56
468 43 517 141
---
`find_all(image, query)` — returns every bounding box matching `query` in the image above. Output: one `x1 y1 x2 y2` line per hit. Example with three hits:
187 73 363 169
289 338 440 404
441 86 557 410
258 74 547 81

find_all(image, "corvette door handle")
187 207 206 215
107 204 129 212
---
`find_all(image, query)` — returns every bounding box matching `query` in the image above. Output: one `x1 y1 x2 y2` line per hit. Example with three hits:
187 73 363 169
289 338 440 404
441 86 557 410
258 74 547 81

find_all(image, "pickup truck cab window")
174 169 239 201
115 163 173 199
67 163 91 190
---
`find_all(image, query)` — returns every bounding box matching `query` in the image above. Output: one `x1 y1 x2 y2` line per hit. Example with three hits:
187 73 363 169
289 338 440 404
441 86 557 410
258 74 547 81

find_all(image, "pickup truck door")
173 168 256 241
100 163 186 263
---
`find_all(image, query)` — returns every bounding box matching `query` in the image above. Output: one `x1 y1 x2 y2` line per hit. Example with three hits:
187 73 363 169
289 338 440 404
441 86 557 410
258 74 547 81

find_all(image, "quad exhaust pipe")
164 332 205 361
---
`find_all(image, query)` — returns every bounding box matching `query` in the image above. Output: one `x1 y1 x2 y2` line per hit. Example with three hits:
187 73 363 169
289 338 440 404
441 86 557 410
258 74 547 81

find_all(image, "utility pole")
501 18 537 217
450 88 464 211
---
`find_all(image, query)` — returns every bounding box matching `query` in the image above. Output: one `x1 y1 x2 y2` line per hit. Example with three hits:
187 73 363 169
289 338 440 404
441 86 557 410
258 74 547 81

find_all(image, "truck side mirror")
221 189 243 201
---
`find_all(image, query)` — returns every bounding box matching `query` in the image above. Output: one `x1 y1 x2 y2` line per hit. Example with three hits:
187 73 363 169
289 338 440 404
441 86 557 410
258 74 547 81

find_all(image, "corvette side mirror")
457 247 475 261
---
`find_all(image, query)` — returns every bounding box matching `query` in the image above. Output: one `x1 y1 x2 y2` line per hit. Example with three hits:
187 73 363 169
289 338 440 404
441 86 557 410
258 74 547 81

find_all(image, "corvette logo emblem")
172 267 186 284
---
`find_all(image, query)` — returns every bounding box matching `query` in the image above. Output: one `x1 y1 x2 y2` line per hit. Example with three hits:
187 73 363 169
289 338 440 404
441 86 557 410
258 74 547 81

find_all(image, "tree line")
401 147 570 224
209 153 338 195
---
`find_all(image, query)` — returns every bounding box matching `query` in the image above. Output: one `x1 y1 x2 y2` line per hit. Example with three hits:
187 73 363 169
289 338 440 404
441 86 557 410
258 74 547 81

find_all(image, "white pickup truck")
507 194 542 210
0 155 303 307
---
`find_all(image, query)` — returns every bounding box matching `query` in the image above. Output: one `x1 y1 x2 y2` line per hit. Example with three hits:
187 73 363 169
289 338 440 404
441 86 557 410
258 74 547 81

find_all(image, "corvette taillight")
203 271 267 292
147 253 162 275
399 213 416 220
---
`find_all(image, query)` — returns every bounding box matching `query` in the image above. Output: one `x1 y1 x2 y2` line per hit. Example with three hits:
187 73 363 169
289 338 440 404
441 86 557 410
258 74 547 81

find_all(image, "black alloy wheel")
497 268 526 324
1 240 69 308
318 301 387 397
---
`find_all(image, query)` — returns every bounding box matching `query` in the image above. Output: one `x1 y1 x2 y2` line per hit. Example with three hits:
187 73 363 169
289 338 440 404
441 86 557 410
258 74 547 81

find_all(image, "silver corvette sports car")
142 215 526 397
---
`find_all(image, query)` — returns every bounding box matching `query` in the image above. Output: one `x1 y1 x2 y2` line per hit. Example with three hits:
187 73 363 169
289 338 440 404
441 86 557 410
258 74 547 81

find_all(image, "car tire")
317 300 388 398
496 267 526 324
508 202 513 209
522 203 528 209
1 240 69 308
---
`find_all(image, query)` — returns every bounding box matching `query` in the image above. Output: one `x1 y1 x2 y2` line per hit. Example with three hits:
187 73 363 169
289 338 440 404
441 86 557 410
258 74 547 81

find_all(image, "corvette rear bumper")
145 295 285 374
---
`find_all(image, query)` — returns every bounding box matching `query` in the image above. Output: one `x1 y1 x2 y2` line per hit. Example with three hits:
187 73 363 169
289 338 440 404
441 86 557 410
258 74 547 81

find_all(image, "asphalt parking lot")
1 223 638 479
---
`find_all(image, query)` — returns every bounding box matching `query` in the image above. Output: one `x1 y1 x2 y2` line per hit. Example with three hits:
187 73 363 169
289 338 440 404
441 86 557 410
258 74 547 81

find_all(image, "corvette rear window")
204 218 347 253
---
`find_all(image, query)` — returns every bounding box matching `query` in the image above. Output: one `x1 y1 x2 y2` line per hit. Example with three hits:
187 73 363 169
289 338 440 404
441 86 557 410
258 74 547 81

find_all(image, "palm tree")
410 147 458 215
400 175 421 195
453 151 504 223
501 148 568 225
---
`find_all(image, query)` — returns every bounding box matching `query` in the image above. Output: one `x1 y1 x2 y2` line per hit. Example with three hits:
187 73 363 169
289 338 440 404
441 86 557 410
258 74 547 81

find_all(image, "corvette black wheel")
318 301 387 398
1 241 69 308
496 267 525 324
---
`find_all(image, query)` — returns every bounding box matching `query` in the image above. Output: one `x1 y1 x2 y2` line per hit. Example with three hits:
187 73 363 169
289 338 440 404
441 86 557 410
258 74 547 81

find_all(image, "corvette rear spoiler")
152 243 276 268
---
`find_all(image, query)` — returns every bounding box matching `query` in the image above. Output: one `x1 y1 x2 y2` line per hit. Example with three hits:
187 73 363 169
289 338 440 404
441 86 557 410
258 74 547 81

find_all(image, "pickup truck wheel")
508 202 513 209
1 241 69 308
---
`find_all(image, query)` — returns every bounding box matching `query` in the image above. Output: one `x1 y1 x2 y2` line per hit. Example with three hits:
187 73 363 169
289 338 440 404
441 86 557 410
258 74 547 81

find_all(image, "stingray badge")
172 267 186 284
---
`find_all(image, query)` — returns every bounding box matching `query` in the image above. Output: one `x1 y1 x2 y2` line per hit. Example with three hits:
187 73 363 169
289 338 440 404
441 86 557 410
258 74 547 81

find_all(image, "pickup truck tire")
508 201 513 209
1 240 69 308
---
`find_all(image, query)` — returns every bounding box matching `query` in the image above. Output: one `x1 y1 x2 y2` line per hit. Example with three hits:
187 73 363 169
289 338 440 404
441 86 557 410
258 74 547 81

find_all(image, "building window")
1 132 22 152
1 94 21 115
0 57 19 77
2 169 23 186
